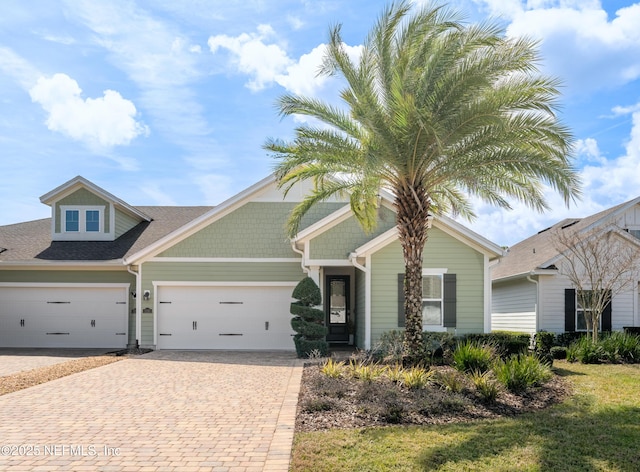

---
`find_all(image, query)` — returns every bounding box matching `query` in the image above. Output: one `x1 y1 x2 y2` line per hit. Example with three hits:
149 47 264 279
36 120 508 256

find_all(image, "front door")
325 275 350 342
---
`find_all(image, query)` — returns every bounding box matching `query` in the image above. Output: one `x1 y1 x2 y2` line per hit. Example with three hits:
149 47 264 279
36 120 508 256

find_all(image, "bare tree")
552 226 640 342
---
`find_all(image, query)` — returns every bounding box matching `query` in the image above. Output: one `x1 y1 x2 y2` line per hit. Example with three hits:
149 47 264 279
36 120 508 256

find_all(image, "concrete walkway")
0 350 303 471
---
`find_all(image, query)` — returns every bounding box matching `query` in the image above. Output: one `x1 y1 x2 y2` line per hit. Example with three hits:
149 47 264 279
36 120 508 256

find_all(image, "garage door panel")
157 285 296 350
0 286 128 348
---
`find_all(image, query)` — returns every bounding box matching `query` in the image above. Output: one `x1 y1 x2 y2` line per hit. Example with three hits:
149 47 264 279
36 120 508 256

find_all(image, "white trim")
484 254 491 333
365 254 372 350
149 257 301 263
422 268 448 275
152 281 299 287
305 259 353 267
492 269 557 283
124 174 277 265
293 205 353 242
0 262 125 269
40 175 151 222
0 282 130 289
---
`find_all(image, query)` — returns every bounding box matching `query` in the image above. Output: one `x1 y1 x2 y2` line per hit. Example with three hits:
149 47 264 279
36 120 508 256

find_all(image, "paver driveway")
0 348 111 376
0 350 303 472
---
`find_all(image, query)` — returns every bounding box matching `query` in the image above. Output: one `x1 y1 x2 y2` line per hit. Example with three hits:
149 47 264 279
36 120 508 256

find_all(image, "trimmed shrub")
535 331 556 353
464 332 530 358
550 346 567 359
290 278 328 358
453 340 496 373
493 353 552 392
557 332 585 347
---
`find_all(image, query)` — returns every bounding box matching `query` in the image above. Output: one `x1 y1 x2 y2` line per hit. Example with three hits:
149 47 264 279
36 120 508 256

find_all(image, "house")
491 198 640 335
0 175 504 350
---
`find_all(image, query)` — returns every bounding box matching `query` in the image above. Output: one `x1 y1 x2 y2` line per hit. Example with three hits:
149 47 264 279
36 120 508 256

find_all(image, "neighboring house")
492 198 640 335
0 175 504 350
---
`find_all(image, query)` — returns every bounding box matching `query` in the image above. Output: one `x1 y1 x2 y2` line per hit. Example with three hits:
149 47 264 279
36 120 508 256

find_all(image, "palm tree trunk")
395 182 430 363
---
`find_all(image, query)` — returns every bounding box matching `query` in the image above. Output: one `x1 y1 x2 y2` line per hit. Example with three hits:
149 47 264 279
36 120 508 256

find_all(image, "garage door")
0 285 128 348
156 285 296 350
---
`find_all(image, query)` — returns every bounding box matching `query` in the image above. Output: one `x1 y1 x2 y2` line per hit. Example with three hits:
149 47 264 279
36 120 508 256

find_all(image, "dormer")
40 176 151 241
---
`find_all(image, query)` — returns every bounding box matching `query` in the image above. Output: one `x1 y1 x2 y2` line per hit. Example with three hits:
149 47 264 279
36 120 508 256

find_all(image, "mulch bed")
296 363 572 432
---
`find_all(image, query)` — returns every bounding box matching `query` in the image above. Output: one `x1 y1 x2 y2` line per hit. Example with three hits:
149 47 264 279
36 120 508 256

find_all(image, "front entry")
325 275 350 342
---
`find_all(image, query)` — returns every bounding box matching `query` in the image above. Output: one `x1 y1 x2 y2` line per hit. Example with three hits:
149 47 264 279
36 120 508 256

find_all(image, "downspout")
126 265 142 349
527 271 540 334
290 240 309 275
349 252 370 350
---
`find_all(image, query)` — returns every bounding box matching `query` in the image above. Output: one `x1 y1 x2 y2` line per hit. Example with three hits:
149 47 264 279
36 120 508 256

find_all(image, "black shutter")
443 274 457 328
397 273 405 327
602 290 612 332
565 289 576 332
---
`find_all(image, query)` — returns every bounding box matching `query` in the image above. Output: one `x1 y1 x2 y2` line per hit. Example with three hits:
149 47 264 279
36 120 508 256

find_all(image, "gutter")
290 240 309 275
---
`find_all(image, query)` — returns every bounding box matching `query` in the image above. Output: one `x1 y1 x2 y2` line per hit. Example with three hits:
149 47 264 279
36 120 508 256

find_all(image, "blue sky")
1 0 639 247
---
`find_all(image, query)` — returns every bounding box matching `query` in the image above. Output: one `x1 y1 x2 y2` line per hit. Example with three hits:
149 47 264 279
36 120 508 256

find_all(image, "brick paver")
0 350 303 471
0 349 112 376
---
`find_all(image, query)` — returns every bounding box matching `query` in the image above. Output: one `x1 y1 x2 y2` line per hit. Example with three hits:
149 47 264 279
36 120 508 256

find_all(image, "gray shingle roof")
0 206 213 263
491 198 638 280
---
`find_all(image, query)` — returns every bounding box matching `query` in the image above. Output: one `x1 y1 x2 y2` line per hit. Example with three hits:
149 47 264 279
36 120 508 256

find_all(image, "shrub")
320 358 344 378
471 370 500 403
599 331 640 363
290 278 328 358
535 331 556 354
550 346 567 359
453 340 496 373
464 332 530 358
303 398 335 412
422 331 456 364
346 360 385 382
400 367 433 390
385 364 404 383
557 332 585 347
371 330 405 363
567 336 605 364
433 367 466 393
493 353 552 392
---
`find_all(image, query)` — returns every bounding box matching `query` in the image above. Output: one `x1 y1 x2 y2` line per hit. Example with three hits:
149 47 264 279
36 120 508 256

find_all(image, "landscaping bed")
296 361 571 432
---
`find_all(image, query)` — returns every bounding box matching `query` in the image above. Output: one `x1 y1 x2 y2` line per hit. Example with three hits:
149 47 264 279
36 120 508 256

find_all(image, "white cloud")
287 14 304 30
208 25 293 92
467 1 640 94
29 73 148 148
193 173 234 205
0 47 40 89
208 25 362 97
575 137 606 165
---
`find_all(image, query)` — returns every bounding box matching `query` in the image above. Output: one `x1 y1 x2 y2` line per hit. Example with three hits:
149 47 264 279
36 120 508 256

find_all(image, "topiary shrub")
290 277 328 358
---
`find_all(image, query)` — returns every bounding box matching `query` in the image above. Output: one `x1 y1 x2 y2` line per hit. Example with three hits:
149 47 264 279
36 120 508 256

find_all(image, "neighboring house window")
65 210 79 232
564 288 612 332
86 210 100 232
576 290 602 331
422 275 443 326
61 206 103 234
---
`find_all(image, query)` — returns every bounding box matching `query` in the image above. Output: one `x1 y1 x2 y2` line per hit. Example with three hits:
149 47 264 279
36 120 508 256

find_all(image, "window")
61 206 103 235
85 210 100 232
65 210 79 232
422 274 443 325
576 290 601 331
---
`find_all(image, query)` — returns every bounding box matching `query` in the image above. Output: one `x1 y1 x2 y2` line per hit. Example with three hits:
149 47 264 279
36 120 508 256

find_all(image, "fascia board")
578 196 640 235
491 269 557 283
293 204 353 242
124 174 277 265
353 227 399 256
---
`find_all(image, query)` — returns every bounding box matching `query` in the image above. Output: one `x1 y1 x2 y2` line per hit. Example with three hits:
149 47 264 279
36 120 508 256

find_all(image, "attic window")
61 206 103 234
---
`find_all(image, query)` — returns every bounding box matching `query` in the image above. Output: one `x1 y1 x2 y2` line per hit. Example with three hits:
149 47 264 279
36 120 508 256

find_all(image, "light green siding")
115 209 140 238
55 188 111 233
369 227 485 344
139 261 305 344
309 207 396 260
159 202 344 258
0 269 136 345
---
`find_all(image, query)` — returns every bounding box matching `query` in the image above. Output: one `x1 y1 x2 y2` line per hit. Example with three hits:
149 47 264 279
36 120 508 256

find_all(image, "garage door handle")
193 321 197 330
47 301 70 304
159 333 172 336
116 333 126 335
46 332 70 335
20 319 25 327
219 333 243 336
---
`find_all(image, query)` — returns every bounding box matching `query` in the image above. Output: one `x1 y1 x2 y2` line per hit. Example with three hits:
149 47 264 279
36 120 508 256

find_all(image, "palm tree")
264 1 581 361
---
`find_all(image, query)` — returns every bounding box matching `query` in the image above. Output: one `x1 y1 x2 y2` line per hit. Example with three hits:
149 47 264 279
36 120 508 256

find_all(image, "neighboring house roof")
492 197 640 281
0 206 212 264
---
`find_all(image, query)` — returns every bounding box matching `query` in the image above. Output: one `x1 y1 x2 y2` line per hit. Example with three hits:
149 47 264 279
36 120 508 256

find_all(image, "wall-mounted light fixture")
143 290 151 301
131 291 137 299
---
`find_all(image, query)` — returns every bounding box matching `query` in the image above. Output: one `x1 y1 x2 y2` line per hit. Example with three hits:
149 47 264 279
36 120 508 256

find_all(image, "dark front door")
325 275 350 342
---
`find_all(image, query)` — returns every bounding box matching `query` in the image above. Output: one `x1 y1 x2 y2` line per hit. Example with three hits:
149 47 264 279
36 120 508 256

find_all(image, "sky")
1 0 639 248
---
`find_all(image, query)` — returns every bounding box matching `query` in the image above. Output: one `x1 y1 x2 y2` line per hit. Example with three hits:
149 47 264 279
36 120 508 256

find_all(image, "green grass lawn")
291 362 640 471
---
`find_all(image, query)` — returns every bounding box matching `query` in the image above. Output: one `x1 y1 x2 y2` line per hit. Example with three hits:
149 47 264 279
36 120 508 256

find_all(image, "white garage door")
0 285 128 348
156 285 296 350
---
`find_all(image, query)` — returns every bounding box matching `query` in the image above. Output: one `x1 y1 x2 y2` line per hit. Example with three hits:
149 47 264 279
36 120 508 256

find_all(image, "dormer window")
61 206 103 234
